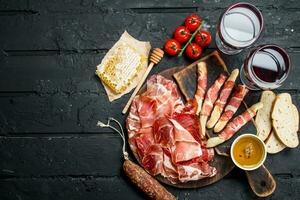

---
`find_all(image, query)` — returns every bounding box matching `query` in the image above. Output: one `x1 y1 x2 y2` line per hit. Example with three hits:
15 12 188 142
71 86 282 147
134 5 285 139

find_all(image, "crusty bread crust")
255 90 276 141
272 93 299 148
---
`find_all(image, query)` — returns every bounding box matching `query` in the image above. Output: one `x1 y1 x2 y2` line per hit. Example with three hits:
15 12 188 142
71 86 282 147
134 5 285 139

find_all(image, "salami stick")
194 62 207 116
207 69 239 129
214 85 249 133
97 118 176 200
206 102 263 147
123 160 176 200
199 74 227 137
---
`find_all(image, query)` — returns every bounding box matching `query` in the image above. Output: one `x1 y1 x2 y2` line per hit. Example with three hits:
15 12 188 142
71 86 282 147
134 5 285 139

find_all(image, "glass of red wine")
240 44 291 90
215 2 264 55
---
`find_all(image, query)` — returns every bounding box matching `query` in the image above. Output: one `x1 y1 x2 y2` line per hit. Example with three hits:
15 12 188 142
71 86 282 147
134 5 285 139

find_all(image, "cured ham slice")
207 102 263 147
153 117 174 148
177 162 217 182
161 150 179 184
145 75 184 116
194 62 207 115
170 119 202 163
172 112 202 143
126 75 216 183
200 74 227 137
214 84 249 133
134 127 154 159
207 69 239 129
142 144 164 175
136 96 157 128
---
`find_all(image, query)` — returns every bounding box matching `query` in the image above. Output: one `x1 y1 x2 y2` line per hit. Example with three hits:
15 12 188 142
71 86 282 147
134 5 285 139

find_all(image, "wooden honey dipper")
122 48 164 114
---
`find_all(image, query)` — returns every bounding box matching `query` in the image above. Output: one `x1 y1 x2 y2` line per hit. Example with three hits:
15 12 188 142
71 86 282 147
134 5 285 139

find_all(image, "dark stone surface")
0 0 299 199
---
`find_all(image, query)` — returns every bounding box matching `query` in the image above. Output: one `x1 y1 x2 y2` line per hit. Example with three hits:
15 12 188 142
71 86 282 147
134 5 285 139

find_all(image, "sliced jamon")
177 162 217 183
214 84 249 133
126 74 217 183
200 74 227 137
172 112 202 142
207 102 263 147
142 144 164 175
134 127 154 159
170 119 202 163
200 147 215 162
194 62 207 115
126 97 141 138
126 75 184 154
145 75 184 116
153 117 174 148
161 150 179 184
207 69 239 129
136 96 157 128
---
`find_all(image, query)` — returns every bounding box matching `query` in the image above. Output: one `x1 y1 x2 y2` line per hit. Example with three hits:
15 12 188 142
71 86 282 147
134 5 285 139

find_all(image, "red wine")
216 3 263 55
240 45 290 90
252 47 287 83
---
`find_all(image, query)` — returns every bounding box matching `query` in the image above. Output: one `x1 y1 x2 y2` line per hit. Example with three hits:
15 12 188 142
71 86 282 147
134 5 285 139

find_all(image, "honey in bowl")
231 134 267 170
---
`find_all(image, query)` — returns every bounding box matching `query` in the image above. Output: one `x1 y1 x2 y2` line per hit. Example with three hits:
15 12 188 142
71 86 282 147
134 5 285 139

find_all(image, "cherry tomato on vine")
164 39 181 56
184 14 202 32
173 26 191 43
185 43 202 60
194 30 212 47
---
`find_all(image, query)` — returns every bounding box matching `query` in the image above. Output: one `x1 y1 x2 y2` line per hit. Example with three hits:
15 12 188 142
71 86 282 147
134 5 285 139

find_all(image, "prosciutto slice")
126 75 216 183
177 162 217 182
170 119 202 163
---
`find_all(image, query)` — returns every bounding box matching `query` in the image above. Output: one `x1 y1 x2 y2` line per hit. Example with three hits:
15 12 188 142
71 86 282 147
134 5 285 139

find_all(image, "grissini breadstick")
200 74 227 137
194 62 207 116
207 69 239 129
214 84 249 133
207 102 263 147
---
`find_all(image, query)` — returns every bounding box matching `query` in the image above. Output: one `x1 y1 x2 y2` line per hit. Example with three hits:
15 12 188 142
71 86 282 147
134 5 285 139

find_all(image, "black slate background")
0 0 299 199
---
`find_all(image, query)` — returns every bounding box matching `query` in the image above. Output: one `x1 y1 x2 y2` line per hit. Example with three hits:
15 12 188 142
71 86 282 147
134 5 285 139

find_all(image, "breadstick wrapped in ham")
206 69 239 129
194 62 207 116
214 84 249 133
206 102 263 147
200 74 227 137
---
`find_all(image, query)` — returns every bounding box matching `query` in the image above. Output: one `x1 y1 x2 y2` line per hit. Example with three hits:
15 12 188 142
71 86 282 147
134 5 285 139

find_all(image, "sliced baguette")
265 130 286 154
272 93 299 148
255 90 276 141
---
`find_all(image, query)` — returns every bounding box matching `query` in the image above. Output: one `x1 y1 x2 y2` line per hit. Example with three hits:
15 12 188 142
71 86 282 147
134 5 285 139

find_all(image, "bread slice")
265 130 286 154
272 93 299 148
292 104 299 133
255 91 276 141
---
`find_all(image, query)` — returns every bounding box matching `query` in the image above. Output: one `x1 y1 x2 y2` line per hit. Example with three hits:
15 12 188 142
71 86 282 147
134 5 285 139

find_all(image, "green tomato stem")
178 21 205 57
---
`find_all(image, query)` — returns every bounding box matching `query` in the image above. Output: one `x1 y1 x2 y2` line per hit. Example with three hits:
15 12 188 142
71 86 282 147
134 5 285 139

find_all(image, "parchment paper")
96 31 151 102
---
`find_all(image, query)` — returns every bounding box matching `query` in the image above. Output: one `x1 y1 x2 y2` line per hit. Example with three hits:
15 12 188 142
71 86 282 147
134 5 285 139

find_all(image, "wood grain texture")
0 0 300 199
246 165 276 197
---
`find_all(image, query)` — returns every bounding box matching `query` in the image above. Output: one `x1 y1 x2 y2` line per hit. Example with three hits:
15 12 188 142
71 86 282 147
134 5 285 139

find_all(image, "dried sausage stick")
123 159 176 200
